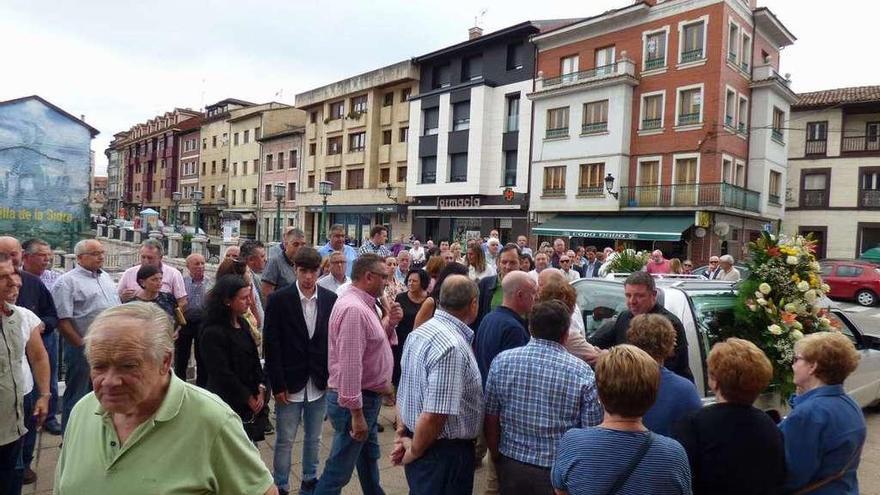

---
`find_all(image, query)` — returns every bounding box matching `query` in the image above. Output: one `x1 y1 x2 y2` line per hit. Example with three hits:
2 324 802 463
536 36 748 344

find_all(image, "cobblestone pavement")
22 403 880 494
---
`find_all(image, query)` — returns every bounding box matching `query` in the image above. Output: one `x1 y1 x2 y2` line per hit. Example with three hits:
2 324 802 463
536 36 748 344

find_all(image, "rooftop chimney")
469 26 483 40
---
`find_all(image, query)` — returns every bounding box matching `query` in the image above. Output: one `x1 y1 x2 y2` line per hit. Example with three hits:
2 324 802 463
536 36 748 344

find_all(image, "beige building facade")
226 102 288 238
295 60 419 246
198 99 255 236
784 87 880 259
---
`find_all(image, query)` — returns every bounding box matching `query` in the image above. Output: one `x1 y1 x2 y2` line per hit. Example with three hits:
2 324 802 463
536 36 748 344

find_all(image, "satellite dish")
694 227 707 238
713 222 730 238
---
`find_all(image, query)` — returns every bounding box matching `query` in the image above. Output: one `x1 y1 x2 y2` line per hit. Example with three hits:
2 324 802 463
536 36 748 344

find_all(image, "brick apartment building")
115 108 202 221
528 0 796 264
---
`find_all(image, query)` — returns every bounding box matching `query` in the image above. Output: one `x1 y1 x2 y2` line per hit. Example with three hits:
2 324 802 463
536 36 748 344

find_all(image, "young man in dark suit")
263 247 338 495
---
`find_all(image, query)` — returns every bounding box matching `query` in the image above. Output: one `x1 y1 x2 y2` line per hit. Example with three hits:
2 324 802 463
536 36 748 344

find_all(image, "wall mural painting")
0 98 93 249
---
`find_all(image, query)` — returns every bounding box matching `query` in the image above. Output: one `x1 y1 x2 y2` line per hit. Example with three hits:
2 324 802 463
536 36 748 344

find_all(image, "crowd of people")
0 227 869 494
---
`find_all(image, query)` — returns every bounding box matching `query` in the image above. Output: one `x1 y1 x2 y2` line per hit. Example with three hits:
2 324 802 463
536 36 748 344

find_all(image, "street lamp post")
273 182 286 242
318 180 333 243
171 191 182 232
192 190 204 236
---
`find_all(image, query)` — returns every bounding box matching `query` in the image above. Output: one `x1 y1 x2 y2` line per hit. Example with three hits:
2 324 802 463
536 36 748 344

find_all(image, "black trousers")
496 454 553 495
0 437 22 495
175 309 205 386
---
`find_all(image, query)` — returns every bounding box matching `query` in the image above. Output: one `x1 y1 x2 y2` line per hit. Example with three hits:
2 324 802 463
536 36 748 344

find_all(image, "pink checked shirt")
327 285 394 410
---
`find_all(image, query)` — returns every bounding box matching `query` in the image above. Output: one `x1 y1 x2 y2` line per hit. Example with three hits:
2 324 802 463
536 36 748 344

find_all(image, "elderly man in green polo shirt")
54 302 277 495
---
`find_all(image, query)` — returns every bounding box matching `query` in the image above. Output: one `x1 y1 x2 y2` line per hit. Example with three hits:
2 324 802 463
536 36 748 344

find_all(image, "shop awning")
532 214 693 241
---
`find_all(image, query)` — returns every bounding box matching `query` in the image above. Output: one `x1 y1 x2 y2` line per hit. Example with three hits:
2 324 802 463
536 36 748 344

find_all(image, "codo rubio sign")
438 196 480 209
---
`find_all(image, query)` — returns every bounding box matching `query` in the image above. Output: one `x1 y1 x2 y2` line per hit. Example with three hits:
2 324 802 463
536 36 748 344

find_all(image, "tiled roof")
794 86 880 109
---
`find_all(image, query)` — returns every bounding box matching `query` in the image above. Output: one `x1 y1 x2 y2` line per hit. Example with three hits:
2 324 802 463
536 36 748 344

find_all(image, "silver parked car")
572 278 880 413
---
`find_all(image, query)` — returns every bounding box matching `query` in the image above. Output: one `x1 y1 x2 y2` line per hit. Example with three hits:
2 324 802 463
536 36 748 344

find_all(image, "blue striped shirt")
552 428 692 495
484 338 603 467
398 310 483 440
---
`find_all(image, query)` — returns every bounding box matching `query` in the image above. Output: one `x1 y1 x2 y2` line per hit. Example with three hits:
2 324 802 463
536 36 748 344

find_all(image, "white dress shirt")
287 281 325 403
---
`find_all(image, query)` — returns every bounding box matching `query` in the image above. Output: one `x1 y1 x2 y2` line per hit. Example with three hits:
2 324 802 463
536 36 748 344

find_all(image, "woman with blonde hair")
552 345 691 494
672 338 784 494
466 242 496 282
668 258 683 275
779 332 865 494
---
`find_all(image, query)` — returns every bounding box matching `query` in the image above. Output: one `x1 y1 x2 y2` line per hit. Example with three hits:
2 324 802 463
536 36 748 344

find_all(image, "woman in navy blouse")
780 332 866 494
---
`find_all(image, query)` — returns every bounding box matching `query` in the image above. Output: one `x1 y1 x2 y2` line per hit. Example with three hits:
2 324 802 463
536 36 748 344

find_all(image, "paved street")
834 300 880 338
22 400 880 494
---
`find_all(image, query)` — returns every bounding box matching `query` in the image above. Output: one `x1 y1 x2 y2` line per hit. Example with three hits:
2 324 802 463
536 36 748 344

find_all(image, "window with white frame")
582 100 608 134
741 33 752 72
595 46 615 75
722 157 733 183
735 160 746 186
543 166 566 195
769 171 782 204
560 55 579 83
676 86 703 126
638 159 660 186
728 21 740 64
546 107 570 138
579 163 605 194
641 92 664 130
644 30 667 70
674 156 698 184
724 88 737 128
679 19 706 63
772 108 785 142
737 96 748 133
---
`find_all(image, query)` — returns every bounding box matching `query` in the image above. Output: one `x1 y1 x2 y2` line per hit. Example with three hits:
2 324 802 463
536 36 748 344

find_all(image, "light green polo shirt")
54 374 273 495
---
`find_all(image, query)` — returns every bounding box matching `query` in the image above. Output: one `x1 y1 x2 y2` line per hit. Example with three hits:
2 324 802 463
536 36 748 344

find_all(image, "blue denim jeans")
273 395 327 492
313 390 384 495
404 439 476 495
43 331 60 425
61 341 91 433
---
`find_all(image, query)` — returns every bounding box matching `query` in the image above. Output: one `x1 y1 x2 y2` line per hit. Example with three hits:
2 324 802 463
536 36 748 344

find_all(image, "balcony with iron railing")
801 190 827 208
805 139 827 155
768 194 781 206
771 129 785 143
677 113 701 126
641 118 662 130
546 127 569 139
861 189 880 208
577 186 604 197
619 182 761 213
724 115 734 128
581 122 608 134
680 49 704 63
644 57 665 71
537 60 636 91
727 52 737 64
737 122 747 134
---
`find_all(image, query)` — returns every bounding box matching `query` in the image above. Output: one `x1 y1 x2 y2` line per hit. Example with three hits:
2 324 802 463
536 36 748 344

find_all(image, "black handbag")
241 401 269 442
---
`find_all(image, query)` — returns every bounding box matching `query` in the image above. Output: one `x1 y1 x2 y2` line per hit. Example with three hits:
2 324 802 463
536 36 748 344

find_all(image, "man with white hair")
485 238 501 270
394 250 411 285
117 238 187 308
646 249 671 274
717 254 741 282
702 255 722 280
50 239 121 431
54 303 276 494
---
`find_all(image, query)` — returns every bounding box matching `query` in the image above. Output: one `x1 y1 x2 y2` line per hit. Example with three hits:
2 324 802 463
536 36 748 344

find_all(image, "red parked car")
820 260 880 306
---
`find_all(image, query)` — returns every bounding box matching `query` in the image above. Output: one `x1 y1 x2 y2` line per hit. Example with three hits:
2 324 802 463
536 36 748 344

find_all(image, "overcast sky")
2 0 876 175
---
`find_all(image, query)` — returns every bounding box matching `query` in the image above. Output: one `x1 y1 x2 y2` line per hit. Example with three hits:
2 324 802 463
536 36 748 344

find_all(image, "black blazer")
473 275 499 331
263 284 337 395
199 316 264 418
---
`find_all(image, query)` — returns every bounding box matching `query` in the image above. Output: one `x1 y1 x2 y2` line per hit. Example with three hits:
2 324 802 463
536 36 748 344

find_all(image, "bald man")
474 271 537 384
